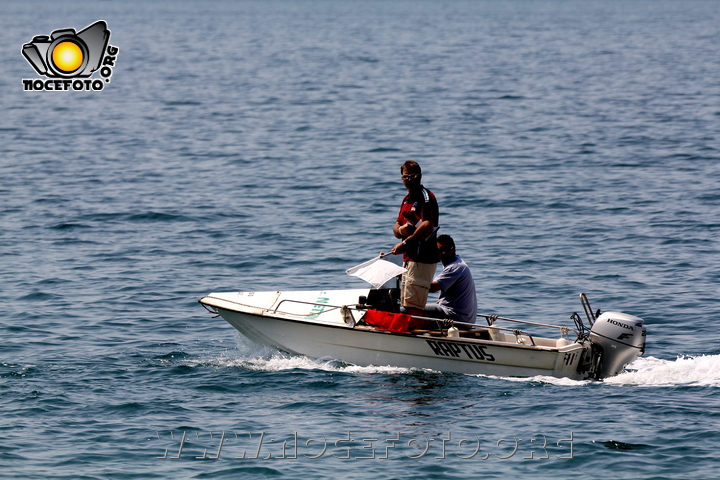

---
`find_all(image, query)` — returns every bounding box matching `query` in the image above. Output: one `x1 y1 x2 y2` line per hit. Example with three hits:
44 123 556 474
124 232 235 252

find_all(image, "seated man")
423 235 478 329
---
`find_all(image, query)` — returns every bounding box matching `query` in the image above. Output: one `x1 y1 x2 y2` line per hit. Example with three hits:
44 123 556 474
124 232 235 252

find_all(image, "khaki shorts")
401 261 437 310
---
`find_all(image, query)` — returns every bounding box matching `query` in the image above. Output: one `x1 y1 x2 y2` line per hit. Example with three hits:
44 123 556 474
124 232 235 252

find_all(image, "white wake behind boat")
199 288 646 380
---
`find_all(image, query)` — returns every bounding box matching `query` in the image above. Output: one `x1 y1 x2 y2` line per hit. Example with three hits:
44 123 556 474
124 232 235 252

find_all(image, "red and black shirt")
396 186 439 263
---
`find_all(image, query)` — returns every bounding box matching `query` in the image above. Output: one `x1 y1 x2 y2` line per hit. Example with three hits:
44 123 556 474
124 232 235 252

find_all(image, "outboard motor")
588 312 646 378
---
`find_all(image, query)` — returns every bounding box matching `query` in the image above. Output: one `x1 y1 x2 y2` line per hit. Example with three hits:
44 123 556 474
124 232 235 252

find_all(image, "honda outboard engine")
589 312 646 378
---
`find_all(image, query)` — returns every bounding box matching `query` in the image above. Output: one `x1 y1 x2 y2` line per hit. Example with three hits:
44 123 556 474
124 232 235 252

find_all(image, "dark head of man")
400 160 422 191
436 234 456 266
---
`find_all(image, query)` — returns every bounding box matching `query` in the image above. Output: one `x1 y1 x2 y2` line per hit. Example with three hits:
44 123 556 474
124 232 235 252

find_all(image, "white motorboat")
199 287 646 380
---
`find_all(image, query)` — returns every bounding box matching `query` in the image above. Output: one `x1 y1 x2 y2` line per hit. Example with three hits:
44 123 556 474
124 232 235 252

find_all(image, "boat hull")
205 297 591 380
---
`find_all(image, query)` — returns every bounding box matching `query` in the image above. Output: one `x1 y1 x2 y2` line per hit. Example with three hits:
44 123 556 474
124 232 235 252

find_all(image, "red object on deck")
363 309 420 333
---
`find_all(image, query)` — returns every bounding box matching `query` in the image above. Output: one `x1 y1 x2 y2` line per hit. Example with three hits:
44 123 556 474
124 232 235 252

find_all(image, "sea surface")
1 0 719 478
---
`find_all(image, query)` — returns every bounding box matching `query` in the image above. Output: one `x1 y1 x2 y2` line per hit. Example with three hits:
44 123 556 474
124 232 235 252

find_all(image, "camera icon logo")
22 20 110 78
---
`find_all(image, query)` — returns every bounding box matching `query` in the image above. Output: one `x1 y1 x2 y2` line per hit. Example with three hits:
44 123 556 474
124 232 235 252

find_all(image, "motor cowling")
588 312 646 378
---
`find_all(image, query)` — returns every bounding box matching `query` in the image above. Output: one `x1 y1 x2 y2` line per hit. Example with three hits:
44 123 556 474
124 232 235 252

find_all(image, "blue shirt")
433 255 478 325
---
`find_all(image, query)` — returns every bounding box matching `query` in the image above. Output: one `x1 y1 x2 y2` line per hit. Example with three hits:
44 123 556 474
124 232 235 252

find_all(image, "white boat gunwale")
199 294 581 354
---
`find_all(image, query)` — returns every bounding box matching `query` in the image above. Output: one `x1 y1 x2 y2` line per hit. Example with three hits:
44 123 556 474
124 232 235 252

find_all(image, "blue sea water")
1 0 720 478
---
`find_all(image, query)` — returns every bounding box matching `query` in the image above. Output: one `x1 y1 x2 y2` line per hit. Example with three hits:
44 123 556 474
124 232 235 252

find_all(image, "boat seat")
460 329 492 340
409 329 492 339
411 329 445 337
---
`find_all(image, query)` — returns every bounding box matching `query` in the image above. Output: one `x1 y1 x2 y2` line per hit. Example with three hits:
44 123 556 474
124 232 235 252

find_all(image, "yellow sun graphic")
52 41 84 73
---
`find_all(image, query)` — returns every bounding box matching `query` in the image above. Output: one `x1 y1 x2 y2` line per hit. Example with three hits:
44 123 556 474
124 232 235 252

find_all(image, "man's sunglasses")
401 173 421 181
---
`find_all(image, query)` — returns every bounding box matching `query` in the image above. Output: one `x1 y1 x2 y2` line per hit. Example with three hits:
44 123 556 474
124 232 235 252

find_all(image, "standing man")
391 160 439 316
424 235 478 328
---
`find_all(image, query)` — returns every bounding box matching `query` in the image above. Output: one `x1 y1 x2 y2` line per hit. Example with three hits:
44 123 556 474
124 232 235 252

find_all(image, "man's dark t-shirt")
396 186 439 264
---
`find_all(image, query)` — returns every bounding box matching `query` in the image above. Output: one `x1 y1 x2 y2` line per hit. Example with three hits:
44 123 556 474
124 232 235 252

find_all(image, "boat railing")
437 318 536 346
476 314 578 339
498 327 536 346
268 300 571 346
271 299 347 315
